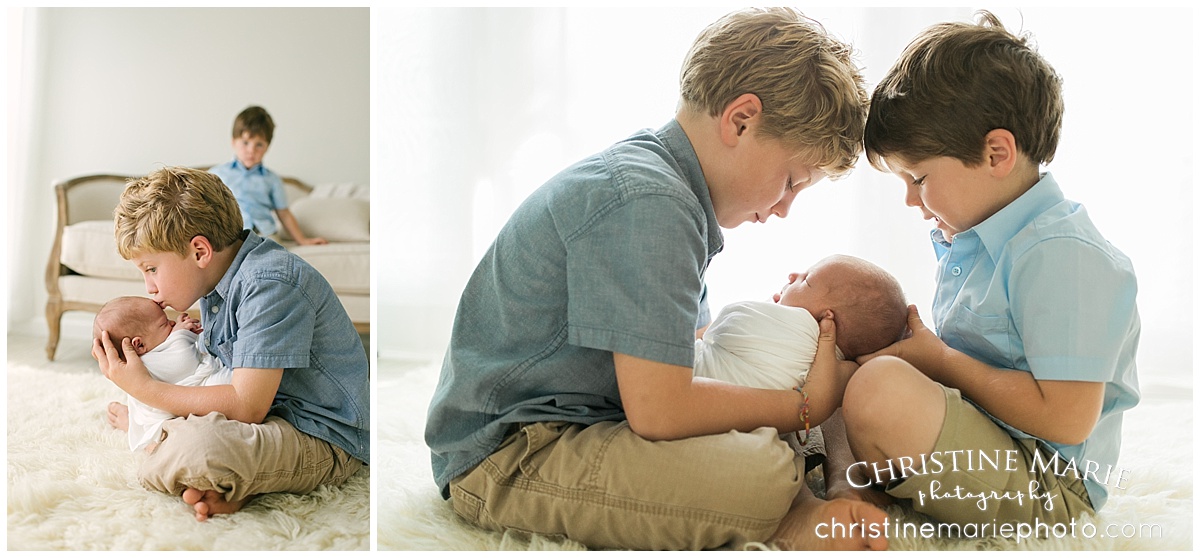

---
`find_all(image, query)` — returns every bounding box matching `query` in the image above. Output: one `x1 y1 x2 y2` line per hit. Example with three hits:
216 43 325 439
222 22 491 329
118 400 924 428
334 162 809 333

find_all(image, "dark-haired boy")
210 105 327 245
844 11 1140 528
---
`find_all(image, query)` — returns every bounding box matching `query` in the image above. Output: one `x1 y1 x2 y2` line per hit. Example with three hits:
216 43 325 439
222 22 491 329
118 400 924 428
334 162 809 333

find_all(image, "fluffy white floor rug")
6 361 370 551
379 358 1193 551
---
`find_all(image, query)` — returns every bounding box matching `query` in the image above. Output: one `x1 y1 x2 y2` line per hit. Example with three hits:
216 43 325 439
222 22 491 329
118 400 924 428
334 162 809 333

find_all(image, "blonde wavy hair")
114 166 244 259
679 7 869 179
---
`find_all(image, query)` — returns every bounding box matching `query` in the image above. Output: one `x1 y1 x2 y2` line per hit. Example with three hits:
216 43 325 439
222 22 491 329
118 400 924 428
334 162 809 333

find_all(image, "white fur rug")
6 361 370 551
379 358 1193 551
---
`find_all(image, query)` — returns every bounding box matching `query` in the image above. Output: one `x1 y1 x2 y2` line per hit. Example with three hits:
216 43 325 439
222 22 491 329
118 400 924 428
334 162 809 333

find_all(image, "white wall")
376 6 1194 392
7 7 369 336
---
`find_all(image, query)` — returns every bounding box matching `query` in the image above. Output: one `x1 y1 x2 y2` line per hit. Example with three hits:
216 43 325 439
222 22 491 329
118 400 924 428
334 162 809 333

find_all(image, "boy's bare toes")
182 489 248 522
182 487 204 505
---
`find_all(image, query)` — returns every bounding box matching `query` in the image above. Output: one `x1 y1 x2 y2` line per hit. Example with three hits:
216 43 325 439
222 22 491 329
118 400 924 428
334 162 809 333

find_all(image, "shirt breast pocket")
940 304 1016 369
212 335 236 369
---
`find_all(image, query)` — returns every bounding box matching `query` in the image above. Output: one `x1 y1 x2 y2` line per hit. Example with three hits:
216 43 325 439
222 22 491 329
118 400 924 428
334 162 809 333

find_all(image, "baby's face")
773 257 851 317
132 300 176 353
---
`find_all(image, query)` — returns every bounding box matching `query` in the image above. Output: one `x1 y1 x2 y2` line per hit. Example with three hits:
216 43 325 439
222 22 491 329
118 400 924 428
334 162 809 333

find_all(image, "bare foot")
182 488 249 522
770 492 890 550
107 401 129 432
826 478 896 509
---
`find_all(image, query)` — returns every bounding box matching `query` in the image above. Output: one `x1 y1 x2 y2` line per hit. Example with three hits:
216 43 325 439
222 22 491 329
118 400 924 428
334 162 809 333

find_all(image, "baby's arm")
174 313 203 334
275 208 327 245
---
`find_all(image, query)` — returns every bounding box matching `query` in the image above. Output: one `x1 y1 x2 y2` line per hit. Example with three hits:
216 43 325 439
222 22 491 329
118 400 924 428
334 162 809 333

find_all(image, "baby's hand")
298 236 328 246
175 313 204 334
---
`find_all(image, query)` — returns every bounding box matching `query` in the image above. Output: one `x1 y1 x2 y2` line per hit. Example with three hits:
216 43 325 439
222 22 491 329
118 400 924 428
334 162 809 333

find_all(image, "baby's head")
92 296 176 360
774 254 907 359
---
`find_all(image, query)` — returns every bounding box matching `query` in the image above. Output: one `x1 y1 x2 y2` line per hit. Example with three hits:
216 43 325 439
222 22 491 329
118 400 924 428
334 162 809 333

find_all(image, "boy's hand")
813 310 859 383
856 305 954 382
801 311 859 427
92 330 153 397
174 312 204 334
297 236 328 246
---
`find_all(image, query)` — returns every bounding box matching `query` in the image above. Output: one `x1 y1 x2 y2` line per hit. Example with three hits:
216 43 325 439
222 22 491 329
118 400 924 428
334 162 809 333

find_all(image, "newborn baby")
92 296 232 452
694 254 907 390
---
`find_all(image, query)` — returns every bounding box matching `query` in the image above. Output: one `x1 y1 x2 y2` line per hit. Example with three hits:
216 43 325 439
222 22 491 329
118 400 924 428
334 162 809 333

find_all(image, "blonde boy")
209 106 326 245
843 11 1140 529
93 167 368 521
426 8 886 550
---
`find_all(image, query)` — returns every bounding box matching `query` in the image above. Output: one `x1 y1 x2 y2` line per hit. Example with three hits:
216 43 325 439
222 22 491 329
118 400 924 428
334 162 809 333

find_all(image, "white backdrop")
6 7 370 336
376 6 1194 391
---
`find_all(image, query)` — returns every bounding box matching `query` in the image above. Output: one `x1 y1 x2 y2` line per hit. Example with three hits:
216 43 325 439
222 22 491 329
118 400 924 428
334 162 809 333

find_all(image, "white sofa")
44 170 369 360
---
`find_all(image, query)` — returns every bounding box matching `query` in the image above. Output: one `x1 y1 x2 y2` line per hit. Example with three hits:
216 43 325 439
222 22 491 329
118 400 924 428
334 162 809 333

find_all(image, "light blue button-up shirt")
210 160 289 235
930 173 1140 510
425 121 722 497
201 231 370 464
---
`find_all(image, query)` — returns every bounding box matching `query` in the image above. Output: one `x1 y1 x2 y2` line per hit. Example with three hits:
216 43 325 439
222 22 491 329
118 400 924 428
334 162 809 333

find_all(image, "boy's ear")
719 93 764 147
188 235 216 269
983 129 1018 178
130 337 148 356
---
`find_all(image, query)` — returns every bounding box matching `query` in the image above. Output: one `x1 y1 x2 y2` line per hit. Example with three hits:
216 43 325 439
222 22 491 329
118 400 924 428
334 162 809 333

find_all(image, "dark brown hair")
864 10 1063 170
232 105 275 143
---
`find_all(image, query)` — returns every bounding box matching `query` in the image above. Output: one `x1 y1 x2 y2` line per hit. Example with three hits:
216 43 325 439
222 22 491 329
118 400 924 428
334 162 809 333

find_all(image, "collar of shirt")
209 229 259 305
929 172 1065 262
228 158 266 175
659 119 724 257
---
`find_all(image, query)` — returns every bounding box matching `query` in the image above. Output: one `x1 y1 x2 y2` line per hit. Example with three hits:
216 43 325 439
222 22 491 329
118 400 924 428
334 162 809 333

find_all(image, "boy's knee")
713 429 805 517
138 414 249 495
843 357 913 427
845 356 905 397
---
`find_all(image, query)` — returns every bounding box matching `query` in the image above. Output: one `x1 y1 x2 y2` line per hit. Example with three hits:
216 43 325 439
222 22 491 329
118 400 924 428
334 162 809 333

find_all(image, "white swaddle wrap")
694 300 841 390
126 329 233 451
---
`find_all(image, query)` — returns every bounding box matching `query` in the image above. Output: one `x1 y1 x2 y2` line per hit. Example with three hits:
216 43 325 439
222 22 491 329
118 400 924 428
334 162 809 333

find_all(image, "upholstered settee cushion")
60 220 141 280
277 194 370 242
61 221 369 296
277 242 370 295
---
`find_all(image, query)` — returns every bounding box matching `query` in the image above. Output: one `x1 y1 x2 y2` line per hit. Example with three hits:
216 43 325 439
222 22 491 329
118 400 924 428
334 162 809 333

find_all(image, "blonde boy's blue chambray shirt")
209 160 289 236
930 172 1139 510
200 231 370 464
426 121 722 498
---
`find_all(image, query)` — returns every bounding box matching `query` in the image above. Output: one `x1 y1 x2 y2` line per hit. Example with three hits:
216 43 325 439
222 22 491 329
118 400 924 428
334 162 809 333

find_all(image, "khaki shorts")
139 412 362 502
449 421 806 550
884 386 1093 526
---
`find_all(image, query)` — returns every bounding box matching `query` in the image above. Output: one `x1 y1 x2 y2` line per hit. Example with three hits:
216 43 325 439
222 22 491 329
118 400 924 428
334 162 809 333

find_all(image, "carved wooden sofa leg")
45 301 62 361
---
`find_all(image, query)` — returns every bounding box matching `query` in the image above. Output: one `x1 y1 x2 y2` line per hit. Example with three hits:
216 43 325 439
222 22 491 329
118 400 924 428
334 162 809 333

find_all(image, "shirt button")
951 266 962 276
211 305 219 313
